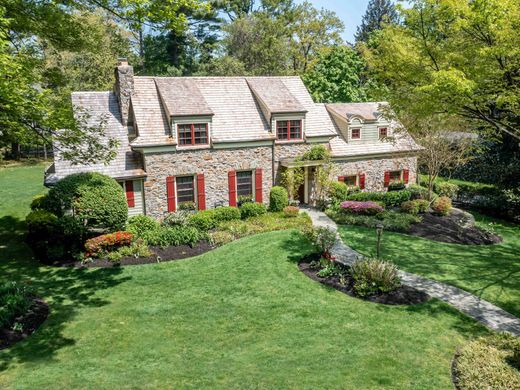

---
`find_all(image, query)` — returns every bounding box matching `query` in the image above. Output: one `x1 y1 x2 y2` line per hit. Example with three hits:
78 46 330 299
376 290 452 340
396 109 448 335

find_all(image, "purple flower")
340 201 384 215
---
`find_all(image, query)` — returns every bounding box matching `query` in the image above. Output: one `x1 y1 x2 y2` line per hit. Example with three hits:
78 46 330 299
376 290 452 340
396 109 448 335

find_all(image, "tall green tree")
355 0 399 43
289 1 344 73
302 46 373 103
364 0 520 141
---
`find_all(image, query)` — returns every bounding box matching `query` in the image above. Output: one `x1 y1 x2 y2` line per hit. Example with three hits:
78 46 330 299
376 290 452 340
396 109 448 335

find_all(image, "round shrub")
432 196 452 216
213 206 241 222
240 202 267 219
45 172 128 231
407 184 429 200
400 200 420 215
127 215 160 237
453 333 520 390
328 182 349 204
414 199 430 213
434 181 459 199
351 259 401 297
189 210 218 231
283 205 299 218
30 194 49 210
269 186 289 212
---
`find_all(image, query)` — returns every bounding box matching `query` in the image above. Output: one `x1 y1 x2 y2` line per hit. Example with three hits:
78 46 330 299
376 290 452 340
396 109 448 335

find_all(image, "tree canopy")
363 0 520 141
355 0 399 43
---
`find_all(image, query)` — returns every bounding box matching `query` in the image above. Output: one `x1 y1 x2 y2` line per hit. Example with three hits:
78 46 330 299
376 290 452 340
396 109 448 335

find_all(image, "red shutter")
338 176 345 182
384 171 390 187
255 168 263 203
359 174 366 190
197 173 206 210
125 181 135 208
166 176 176 212
403 169 410 184
228 170 237 207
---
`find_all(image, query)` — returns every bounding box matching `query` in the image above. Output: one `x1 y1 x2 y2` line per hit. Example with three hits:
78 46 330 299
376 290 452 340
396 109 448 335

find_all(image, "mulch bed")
298 254 430 306
57 241 215 268
0 297 49 350
408 209 502 245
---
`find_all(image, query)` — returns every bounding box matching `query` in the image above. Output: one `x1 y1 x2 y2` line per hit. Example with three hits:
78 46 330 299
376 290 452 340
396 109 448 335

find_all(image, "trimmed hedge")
142 226 204 248
345 190 412 208
45 172 128 231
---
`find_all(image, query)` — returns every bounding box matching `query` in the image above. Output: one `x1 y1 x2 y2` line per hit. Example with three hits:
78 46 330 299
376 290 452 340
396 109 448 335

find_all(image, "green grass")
338 215 520 318
0 164 490 389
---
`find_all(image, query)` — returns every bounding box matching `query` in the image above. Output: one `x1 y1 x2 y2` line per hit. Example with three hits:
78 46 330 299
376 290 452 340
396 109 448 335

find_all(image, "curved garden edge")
306 208 520 336
0 297 50 350
298 254 430 306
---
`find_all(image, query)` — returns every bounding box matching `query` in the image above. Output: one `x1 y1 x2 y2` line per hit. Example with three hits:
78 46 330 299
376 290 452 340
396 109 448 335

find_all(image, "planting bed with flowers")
298 227 429 305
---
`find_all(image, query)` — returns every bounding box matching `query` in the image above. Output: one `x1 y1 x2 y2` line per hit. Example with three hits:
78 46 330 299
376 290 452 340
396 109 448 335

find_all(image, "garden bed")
65 241 215 268
408 208 502 245
298 254 430 305
0 297 49 350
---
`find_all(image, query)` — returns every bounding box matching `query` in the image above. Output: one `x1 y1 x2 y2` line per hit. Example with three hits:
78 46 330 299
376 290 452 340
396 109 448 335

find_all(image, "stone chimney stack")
114 58 134 126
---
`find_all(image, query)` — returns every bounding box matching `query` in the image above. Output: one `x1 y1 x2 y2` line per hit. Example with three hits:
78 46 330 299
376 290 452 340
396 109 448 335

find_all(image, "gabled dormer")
155 78 214 148
326 102 392 144
246 78 308 142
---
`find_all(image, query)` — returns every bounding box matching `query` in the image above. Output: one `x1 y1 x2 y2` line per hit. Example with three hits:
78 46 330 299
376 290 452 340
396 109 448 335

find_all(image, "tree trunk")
11 143 20 160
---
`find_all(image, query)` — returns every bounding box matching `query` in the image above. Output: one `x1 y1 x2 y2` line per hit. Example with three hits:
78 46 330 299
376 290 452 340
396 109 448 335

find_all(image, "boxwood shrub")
44 172 128 231
240 202 267 219
213 206 241 222
126 215 160 237
269 186 289 212
189 210 218 231
142 226 203 248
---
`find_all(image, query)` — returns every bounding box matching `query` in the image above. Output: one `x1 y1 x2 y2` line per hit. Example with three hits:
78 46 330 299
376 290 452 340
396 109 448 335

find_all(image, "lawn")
0 164 489 389
338 215 520 318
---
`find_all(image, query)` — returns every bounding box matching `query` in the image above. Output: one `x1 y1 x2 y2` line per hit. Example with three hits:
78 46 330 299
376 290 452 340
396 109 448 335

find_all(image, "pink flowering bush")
340 200 384 215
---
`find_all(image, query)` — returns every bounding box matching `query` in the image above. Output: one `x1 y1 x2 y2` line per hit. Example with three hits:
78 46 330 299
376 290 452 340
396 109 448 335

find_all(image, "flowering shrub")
432 196 452 216
340 201 384 215
85 231 133 257
283 205 299 218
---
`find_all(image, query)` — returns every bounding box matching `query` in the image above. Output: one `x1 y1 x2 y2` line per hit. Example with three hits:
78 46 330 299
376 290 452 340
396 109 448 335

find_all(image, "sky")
296 0 371 43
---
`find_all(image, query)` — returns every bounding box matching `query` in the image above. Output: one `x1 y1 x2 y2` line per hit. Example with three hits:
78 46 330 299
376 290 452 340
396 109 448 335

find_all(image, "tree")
398 115 475 200
302 46 372 103
223 13 291 75
289 1 344 73
355 0 399 43
363 0 520 141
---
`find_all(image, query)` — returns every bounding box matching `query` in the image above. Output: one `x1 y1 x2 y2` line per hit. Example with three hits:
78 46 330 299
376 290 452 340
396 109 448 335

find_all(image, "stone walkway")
305 208 520 336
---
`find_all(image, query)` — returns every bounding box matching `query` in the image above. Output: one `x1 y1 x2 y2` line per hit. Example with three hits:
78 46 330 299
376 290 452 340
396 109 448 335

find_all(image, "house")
44 59 422 218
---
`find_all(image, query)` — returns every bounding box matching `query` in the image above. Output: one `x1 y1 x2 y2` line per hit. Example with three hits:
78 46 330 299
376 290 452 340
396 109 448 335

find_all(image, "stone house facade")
45 60 422 218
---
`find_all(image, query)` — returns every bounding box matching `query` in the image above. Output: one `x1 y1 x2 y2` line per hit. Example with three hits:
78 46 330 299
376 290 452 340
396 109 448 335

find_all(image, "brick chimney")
114 58 134 126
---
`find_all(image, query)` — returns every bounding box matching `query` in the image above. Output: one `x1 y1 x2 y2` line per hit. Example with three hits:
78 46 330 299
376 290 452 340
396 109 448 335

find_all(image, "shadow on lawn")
0 216 132 371
340 224 520 317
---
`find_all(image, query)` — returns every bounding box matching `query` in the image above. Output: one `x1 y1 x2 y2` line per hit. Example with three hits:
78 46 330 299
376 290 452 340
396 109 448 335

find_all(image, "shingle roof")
130 77 172 146
246 77 306 114
329 129 423 158
155 78 213 117
46 91 145 185
326 102 389 122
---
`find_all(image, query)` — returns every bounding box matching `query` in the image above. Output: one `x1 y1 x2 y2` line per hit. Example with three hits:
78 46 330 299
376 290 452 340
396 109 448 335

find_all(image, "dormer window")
379 127 388 139
351 128 361 140
178 123 208 146
277 120 302 141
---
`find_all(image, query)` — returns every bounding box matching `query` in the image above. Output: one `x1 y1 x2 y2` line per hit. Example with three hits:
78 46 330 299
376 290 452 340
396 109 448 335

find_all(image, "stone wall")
333 155 418 192
143 146 273 218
